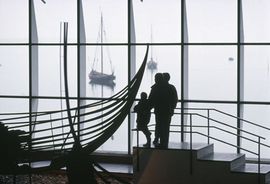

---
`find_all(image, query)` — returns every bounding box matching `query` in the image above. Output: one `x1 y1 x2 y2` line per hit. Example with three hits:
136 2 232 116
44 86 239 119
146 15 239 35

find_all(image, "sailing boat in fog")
89 13 115 87
147 26 157 70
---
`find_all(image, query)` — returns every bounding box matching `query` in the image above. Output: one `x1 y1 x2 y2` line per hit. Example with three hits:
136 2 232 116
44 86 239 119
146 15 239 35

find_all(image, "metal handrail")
170 124 270 148
184 112 262 184
174 112 265 140
168 130 258 156
176 107 270 131
133 109 265 184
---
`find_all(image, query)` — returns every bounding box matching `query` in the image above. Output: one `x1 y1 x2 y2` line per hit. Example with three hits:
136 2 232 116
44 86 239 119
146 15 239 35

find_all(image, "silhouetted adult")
148 73 164 146
149 73 178 148
161 73 178 147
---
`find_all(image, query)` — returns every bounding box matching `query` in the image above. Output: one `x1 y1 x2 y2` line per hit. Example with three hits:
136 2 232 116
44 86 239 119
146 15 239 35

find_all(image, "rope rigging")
91 13 114 74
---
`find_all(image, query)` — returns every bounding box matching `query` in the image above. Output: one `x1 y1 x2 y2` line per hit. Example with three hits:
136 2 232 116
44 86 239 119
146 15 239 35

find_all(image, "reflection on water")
89 82 115 92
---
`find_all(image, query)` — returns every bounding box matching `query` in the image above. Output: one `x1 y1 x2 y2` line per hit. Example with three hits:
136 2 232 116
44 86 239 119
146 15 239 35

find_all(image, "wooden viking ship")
0 22 149 183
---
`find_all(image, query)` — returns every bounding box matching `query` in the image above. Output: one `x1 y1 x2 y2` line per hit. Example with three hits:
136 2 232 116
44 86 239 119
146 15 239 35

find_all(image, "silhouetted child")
134 92 151 147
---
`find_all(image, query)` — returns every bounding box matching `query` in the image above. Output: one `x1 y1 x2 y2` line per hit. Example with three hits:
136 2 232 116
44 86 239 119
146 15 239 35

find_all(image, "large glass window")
244 46 270 102
1 0 270 158
242 0 270 42
242 105 270 159
188 46 237 101
39 46 77 97
0 46 29 96
86 46 128 98
188 103 237 153
136 45 181 98
0 0 28 43
133 0 181 43
0 98 29 132
83 0 127 43
186 0 237 43
34 0 77 43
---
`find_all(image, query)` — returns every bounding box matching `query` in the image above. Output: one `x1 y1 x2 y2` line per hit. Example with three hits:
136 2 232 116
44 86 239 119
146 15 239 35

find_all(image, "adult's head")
141 92 147 100
163 72 170 83
154 73 163 84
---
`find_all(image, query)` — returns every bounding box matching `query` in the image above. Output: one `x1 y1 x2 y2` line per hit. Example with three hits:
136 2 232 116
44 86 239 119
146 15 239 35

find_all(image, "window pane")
83 0 127 43
243 0 270 42
187 103 237 153
32 99 77 150
133 0 181 43
81 100 128 152
244 46 270 102
0 0 28 43
186 0 237 42
98 119 128 152
0 98 29 132
242 105 270 159
35 0 77 43
39 46 77 97
0 46 29 96
136 46 181 99
86 46 127 98
189 46 237 101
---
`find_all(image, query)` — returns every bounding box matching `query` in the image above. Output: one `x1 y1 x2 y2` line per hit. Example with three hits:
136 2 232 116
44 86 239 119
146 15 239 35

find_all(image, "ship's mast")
150 25 153 59
101 13 104 74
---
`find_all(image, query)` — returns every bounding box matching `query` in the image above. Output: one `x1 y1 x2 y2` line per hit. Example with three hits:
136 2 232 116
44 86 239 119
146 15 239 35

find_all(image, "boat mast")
101 13 104 74
150 25 153 60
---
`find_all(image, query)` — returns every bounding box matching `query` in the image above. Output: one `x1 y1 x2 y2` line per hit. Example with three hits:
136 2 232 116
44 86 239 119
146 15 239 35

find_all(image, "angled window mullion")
181 0 189 142
78 0 87 141
237 0 245 153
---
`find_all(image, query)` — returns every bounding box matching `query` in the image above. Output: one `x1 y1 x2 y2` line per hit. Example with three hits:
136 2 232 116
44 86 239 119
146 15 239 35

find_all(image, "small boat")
147 26 157 70
89 69 115 87
228 57 234 61
89 13 115 87
147 57 157 70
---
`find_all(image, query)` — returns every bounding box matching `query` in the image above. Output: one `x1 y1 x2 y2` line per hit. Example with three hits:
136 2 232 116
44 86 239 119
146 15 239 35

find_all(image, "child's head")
141 92 147 100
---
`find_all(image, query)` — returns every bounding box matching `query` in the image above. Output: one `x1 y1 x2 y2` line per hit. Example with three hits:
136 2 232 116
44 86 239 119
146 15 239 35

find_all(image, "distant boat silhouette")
228 57 234 61
89 69 115 87
147 57 157 70
89 13 115 87
147 26 157 70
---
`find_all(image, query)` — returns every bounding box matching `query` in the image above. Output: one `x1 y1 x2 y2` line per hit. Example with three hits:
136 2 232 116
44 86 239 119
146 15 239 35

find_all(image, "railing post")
190 114 193 174
49 114 55 151
136 128 140 172
13 175 16 184
258 137 261 184
207 109 210 144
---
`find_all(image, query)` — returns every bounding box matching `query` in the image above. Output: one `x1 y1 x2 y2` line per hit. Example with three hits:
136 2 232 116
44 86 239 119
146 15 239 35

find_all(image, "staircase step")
198 152 245 170
164 142 212 151
197 144 214 159
134 142 270 184
138 142 211 151
233 164 270 174
232 163 270 174
232 163 270 183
